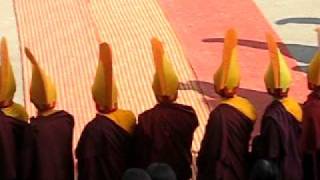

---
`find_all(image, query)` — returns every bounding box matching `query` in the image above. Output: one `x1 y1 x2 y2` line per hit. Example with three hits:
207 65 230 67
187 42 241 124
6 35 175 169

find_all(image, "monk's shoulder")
110 109 136 134
84 116 104 130
53 110 75 126
303 94 320 112
220 96 257 121
31 110 74 127
1 103 29 122
170 103 197 116
279 98 303 122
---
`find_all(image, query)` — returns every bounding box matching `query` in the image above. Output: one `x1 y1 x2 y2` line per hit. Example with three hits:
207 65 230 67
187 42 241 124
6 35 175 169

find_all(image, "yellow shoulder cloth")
221 96 257 121
1 103 29 122
280 97 303 122
104 109 136 134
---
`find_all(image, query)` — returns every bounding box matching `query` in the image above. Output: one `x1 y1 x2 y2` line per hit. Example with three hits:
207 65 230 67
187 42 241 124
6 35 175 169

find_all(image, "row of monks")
0 28 319 180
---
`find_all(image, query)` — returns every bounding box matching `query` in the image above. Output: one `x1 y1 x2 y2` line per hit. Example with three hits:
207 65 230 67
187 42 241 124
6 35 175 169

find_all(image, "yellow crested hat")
25 48 57 109
307 50 320 87
151 38 179 98
0 37 16 105
308 28 320 87
264 33 292 92
213 28 240 92
92 43 118 111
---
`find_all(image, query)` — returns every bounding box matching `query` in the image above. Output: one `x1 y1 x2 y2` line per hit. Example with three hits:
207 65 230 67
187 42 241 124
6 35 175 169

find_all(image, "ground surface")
0 1 318 178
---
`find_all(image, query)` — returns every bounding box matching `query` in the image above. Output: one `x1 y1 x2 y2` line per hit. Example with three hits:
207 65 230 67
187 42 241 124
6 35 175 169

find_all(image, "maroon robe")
29 110 74 180
197 104 254 180
0 110 30 180
0 111 18 180
252 100 302 180
76 114 132 180
132 103 198 180
301 92 320 180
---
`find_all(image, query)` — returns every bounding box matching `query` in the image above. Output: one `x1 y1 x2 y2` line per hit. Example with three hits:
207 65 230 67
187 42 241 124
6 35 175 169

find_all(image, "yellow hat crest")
213 29 240 92
264 33 292 91
151 38 179 98
0 37 16 104
25 48 57 109
92 43 118 111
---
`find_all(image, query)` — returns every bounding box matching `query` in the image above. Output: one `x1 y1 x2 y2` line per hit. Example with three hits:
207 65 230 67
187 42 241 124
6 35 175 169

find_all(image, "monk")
300 36 320 180
0 37 29 180
252 34 303 180
24 48 74 180
196 29 257 180
76 43 136 180
132 38 198 180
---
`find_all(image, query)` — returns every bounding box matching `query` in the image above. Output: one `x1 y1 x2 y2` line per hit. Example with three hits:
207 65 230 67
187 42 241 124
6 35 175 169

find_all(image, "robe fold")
197 104 254 180
132 103 198 180
29 110 74 180
0 110 30 180
76 114 132 180
252 100 302 180
301 92 320 180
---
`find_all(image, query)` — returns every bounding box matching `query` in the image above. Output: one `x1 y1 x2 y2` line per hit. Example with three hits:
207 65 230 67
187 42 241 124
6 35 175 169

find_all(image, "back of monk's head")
146 163 177 180
250 159 280 180
122 168 152 180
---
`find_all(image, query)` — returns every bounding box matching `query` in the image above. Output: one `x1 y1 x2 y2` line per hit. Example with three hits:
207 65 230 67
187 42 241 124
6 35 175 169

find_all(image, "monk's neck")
38 109 58 117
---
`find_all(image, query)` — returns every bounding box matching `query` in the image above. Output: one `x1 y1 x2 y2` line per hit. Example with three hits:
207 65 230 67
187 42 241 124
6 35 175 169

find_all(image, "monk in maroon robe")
300 48 320 180
253 99 303 180
252 33 303 180
28 111 74 180
76 42 136 180
133 38 198 180
0 37 31 180
76 114 134 180
197 29 256 180
197 102 255 180
133 103 198 180
24 48 75 180
301 91 320 180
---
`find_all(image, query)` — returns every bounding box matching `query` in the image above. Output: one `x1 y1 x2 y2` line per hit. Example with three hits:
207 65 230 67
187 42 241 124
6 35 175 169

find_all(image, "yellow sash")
101 109 136 134
221 96 257 121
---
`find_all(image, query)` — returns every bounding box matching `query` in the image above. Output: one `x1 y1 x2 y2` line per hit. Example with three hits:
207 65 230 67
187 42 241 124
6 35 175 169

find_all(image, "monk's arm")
197 111 223 166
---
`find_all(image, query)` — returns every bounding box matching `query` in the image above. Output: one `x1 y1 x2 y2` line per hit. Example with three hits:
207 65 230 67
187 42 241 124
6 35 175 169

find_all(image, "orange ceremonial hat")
0 37 16 106
264 33 292 93
151 38 179 99
92 43 118 112
307 28 320 89
307 50 320 88
213 28 240 93
25 48 57 110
